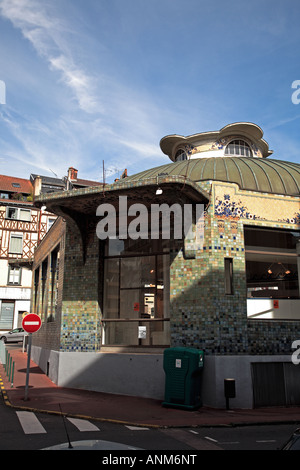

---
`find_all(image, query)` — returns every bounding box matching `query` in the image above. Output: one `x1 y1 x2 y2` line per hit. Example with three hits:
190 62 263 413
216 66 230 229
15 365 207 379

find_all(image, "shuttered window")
9 234 23 254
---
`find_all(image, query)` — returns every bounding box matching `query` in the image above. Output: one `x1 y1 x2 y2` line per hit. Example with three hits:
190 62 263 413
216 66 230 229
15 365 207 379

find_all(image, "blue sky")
0 0 299 183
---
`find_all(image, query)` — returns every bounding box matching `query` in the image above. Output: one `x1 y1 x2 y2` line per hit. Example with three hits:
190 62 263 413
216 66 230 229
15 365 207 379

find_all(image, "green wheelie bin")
162 347 204 410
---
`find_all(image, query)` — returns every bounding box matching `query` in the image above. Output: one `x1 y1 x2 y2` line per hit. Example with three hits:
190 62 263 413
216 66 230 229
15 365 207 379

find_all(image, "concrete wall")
202 355 293 408
31 346 166 400
31 345 294 408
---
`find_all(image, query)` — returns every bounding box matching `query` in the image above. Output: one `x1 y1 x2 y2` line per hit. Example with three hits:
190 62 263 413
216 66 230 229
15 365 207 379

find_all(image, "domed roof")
125 157 300 196
160 122 273 160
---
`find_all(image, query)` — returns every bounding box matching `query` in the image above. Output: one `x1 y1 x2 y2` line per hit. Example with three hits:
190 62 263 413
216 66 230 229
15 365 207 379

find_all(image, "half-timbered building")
0 174 57 334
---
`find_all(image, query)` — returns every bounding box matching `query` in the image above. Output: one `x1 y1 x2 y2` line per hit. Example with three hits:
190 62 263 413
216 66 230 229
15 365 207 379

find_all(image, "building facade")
0 174 56 334
31 123 300 408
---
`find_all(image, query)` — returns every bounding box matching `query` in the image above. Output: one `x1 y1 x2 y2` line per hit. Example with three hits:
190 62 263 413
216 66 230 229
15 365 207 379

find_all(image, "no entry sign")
22 313 41 333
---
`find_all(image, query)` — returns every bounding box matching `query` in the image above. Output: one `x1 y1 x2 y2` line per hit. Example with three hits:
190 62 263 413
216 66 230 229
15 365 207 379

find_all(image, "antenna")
58 403 73 449
49 168 58 178
103 160 105 196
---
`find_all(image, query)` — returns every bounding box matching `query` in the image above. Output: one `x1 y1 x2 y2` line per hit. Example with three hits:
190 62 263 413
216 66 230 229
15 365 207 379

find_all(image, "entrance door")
0 302 15 330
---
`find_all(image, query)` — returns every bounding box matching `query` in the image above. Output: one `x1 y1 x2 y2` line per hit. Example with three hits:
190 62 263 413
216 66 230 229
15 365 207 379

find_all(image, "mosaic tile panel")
60 225 102 352
168 180 300 356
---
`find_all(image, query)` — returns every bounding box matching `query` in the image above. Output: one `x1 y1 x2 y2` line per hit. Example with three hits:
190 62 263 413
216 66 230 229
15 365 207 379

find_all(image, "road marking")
160 428 223 450
67 417 100 432
189 430 199 435
205 436 218 443
256 440 276 443
205 436 240 445
219 441 240 444
16 411 46 434
125 426 149 431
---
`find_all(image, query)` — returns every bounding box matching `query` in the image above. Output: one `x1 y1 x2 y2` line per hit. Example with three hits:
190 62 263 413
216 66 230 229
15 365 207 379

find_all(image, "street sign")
22 313 41 401
22 313 41 334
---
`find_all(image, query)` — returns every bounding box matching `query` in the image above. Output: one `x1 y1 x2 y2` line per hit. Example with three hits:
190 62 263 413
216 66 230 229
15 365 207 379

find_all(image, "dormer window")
225 139 252 157
175 149 187 162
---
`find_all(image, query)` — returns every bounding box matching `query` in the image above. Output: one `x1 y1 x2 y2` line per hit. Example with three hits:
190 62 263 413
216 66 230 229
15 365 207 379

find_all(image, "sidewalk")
1 346 300 428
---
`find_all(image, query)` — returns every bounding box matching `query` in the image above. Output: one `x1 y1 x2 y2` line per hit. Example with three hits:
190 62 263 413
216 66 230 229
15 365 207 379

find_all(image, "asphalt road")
0 385 298 452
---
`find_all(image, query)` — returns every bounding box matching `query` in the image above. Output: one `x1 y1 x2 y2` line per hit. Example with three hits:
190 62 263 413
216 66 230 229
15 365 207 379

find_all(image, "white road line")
16 411 46 434
125 426 149 431
204 436 218 443
220 441 240 444
256 440 276 443
67 417 100 432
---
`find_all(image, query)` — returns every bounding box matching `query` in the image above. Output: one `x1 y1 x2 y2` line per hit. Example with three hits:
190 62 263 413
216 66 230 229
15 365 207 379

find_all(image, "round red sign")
22 313 42 333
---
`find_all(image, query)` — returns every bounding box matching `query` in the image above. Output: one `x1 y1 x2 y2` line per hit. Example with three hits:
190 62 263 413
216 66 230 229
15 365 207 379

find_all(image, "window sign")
138 326 147 339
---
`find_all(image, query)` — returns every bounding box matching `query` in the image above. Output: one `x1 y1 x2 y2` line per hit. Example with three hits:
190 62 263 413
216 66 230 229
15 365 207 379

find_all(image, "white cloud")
0 0 99 113
49 55 102 113
0 0 208 180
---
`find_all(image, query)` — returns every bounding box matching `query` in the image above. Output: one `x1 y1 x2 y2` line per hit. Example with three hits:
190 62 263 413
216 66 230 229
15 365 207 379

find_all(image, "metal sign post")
22 313 41 402
24 333 32 402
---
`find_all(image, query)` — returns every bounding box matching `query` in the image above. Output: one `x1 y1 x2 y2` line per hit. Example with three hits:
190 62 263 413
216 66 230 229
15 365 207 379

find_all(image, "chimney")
120 169 127 179
68 167 78 181
33 176 42 197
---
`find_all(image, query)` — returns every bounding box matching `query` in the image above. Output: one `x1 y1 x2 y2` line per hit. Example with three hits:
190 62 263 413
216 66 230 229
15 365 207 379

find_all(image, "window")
175 149 187 161
7 266 22 285
12 183 20 188
47 218 56 231
34 267 40 312
225 139 252 157
224 258 233 294
48 247 60 321
103 238 171 346
7 207 18 219
6 207 31 221
19 209 31 221
245 227 300 319
245 227 299 299
0 192 9 199
9 234 23 254
41 259 48 317
0 302 14 329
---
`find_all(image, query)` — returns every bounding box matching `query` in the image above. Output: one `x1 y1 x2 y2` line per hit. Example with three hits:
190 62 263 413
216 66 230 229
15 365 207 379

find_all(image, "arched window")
225 140 252 157
175 149 187 161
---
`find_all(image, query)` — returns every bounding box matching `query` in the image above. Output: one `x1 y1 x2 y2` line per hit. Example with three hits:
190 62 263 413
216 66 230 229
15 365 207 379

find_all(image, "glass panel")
107 238 125 256
103 321 139 345
245 227 299 300
19 209 31 221
120 287 156 318
0 302 14 329
156 254 170 318
224 258 233 295
246 258 299 299
9 235 23 254
175 149 187 161
107 237 171 257
225 140 252 157
7 208 17 219
104 258 119 319
245 227 300 250
8 267 21 285
120 289 141 318
103 239 171 346
120 256 155 288
102 321 170 346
